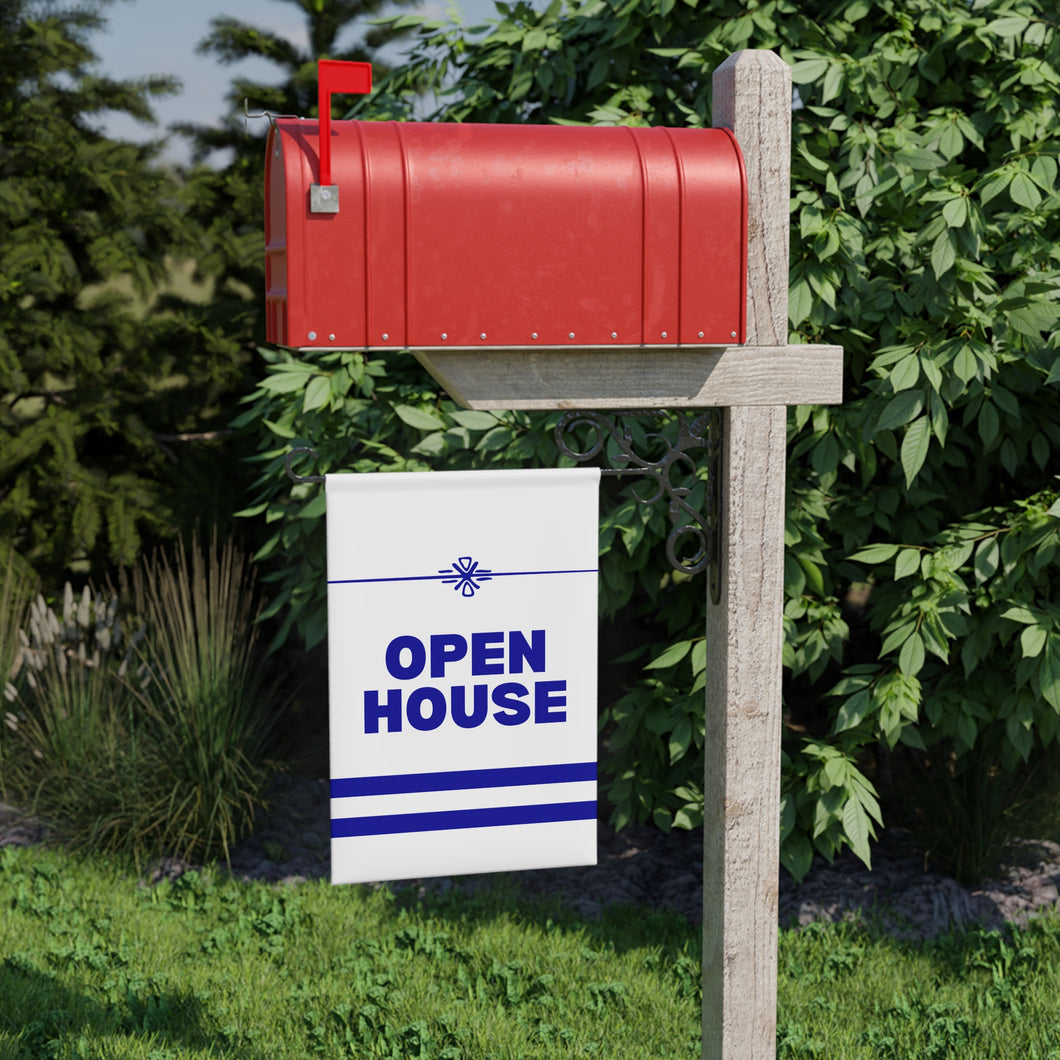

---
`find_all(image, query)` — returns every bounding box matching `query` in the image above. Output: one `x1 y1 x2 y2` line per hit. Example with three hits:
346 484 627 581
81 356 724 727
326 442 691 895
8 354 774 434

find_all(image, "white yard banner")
326 468 600 885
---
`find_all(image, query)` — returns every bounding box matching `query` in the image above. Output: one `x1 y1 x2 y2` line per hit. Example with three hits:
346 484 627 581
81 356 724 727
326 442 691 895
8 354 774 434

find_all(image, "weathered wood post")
702 51 791 1059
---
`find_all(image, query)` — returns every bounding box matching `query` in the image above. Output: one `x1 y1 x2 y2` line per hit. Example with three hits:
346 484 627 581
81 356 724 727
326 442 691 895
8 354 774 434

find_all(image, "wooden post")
702 51 791 1059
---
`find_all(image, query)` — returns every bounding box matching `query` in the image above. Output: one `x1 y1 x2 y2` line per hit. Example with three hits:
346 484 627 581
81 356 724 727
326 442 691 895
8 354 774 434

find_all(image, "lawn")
3 844 1060 1059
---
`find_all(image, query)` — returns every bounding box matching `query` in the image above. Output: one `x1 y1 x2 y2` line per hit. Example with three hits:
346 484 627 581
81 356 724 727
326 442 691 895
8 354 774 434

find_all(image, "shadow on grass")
0 953 266 1060
384 870 702 963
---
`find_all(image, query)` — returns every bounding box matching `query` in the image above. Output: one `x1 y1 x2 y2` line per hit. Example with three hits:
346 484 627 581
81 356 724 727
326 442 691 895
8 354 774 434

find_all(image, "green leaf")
894 548 921 579
790 58 829 84
899 631 925 676
835 688 873 732
690 639 706 675
262 370 315 394
296 492 327 520
974 537 1000 583
796 552 825 597
789 278 813 325
895 146 945 171
394 405 447 431
1021 624 1048 659
842 796 872 869
1009 171 1042 210
781 832 814 883
900 417 931 488
449 409 500 430
876 390 924 432
942 196 967 228
822 755 847 789
978 402 1000 449
931 230 956 279
644 640 692 670
668 717 692 763
302 375 331 413
849 543 900 564
986 16 1029 37
956 710 978 751
954 346 978 383
890 355 920 393
1040 644 1060 712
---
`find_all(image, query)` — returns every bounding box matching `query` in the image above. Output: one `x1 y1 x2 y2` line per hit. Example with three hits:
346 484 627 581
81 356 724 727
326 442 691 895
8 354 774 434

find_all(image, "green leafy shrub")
240 0 1060 880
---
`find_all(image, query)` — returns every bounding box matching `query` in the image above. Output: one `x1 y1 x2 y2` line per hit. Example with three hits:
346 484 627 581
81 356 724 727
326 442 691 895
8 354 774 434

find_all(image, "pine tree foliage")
0 1 253 580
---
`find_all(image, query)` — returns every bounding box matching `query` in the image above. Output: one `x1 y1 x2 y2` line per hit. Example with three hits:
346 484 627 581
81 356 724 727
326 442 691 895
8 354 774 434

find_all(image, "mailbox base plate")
407 344 844 410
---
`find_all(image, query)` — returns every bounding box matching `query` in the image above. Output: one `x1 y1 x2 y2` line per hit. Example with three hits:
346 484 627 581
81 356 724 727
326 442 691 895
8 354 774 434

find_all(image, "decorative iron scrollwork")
554 410 723 603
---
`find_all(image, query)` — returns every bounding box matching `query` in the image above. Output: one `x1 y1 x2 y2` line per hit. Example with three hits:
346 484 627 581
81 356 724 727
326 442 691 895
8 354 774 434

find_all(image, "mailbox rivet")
308 331 317 340
531 332 539 340
661 331 668 339
611 332 618 340
441 333 448 340
480 333 487 340
329 333 336 341
731 331 738 339
382 333 389 341
569 332 575 340
699 331 705 339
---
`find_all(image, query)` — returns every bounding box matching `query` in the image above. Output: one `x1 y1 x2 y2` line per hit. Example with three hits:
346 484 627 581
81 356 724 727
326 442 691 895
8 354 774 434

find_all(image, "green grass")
777 919 1060 1059
0 846 699 1059
4 845 1060 1059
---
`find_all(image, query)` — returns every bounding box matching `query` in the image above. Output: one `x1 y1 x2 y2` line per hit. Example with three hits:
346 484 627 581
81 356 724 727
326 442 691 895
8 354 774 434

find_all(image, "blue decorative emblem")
440 556 493 597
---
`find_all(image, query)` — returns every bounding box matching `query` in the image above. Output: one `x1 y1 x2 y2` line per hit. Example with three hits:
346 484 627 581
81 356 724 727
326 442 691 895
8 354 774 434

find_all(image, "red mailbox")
265 64 747 351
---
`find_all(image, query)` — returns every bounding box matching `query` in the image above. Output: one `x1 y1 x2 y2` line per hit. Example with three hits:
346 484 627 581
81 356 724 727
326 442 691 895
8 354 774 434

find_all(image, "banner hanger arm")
285 446 325 484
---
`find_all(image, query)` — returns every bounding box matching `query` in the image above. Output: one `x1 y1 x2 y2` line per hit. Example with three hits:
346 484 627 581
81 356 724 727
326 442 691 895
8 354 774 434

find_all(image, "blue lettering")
407 687 446 731
452 684 489 729
534 680 567 723
471 632 505 675
365 689 402 733
492 682 530 726
430 634 468 678
386 636 425 680
509 629 546 674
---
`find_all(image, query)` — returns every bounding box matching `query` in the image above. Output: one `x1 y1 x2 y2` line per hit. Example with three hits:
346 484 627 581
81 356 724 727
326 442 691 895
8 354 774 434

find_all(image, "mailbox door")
265 120 746 350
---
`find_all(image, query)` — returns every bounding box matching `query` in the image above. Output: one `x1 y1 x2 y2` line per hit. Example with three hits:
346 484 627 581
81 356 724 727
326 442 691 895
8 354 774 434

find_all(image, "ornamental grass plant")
0 535 281 866
0 581 166 856
128 532 282 863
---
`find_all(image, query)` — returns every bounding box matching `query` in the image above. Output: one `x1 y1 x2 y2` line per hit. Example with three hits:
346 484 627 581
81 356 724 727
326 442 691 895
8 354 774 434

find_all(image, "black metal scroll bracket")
285 447 325 484
283 414 724 603
554 410 723 604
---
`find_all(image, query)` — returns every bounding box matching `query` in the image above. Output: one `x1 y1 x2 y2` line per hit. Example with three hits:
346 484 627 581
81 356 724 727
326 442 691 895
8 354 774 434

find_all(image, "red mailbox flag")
317 60 372 187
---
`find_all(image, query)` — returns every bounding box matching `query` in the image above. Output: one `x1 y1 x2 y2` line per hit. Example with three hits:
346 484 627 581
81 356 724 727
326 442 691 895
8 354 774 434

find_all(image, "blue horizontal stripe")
331 800 597 838
328 568 597 585
331 762 596 799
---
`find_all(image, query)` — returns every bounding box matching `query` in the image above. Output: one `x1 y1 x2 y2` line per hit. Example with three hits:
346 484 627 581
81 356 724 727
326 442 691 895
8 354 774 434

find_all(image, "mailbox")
265 65 747 352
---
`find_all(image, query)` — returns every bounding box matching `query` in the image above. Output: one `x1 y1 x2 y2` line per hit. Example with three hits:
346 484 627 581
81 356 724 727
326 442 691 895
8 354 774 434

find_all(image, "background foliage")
240 0 1060 881
1 0 1058 882
0 0 256 582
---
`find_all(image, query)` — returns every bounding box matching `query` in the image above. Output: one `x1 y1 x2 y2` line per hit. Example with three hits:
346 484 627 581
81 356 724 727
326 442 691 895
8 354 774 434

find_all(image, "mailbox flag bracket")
311 59 372 213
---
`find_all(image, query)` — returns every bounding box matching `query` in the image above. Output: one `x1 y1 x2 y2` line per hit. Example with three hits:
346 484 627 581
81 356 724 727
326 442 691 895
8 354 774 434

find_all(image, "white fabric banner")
326 468 600 885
